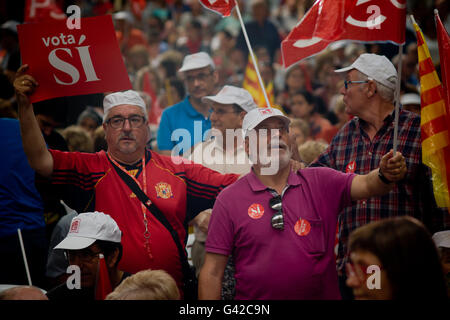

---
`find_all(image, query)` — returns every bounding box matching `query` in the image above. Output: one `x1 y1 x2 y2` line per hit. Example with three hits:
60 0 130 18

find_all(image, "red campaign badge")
294 218 311 236
17 15 132 103
248 203 264 219
346 161 356 173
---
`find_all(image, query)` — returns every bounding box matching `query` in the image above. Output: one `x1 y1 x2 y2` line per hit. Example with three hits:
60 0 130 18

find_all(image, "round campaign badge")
345 161 356 173
294 218 311 236
248 203 264 219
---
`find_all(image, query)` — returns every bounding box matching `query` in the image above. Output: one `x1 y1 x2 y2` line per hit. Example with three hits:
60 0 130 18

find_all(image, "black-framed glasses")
208 108 239 116
64 249 102 263
344 80 369 90
185 72 213 83
106 115 145 129
269 195 284 230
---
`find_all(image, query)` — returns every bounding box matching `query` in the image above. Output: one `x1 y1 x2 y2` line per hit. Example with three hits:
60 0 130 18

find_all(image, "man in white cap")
46 212 129 300
157 52 218 156
199 107 407 300
310 53 450 299
189 85 257 298
400 92 421 115
14 65 240 298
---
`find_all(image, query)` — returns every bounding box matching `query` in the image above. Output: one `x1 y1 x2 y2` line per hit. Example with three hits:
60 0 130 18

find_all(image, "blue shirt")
157 96 211 155
0 118 44 238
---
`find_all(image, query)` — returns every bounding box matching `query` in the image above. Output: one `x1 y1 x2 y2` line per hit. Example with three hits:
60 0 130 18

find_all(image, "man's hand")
14 64 38 107
290 159 305 172
379 149 407 183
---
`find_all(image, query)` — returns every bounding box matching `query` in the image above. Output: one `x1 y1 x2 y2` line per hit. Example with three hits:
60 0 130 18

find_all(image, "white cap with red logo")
54 211 122 250
242 107 290 137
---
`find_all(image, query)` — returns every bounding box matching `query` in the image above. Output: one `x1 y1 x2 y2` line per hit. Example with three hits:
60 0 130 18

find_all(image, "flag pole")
17 228 33 286
234 0 271 108
392 44 403 155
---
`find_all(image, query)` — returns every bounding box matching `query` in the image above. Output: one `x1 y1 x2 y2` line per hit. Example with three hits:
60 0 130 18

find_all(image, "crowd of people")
0 0 449 301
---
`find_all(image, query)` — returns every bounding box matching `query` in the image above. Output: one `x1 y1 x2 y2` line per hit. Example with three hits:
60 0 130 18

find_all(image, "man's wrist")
378 168 393 184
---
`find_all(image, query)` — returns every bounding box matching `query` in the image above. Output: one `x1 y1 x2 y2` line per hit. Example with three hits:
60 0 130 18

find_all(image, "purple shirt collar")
246 167 302 192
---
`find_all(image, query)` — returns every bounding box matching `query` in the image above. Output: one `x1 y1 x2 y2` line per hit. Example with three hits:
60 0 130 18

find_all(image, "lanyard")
108 154 153 259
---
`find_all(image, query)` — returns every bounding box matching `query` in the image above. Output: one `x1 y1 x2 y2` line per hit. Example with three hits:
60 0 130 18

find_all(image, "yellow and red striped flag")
242 55 282 112
413 19 450 210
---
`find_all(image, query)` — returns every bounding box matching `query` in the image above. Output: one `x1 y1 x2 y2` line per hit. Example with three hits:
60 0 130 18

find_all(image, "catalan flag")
242 55 282 112
413 18 450 210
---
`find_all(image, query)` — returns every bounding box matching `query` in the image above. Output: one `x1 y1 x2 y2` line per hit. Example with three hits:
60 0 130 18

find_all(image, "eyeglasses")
344 80 369 90
269 195 284 230
65 249 102 263
106 115 145 129
209 108 238 116
185 72 213 83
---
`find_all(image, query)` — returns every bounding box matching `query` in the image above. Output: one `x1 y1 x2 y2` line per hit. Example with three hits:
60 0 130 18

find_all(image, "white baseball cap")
242 107 290 136
0 20 19 34
335 53 397 90
202 86 258 113
178 52 215 73
400 93 421 106
113 11 134 24
54 212 122 250
432 230 450 249
103 90 147 122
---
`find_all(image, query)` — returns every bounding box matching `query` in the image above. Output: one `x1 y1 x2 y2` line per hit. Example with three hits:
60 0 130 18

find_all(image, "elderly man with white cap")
46 212 129 300
199 107 407 300
13 64 240 298
310 53 450 299
188 85 257 299
157 52 218 156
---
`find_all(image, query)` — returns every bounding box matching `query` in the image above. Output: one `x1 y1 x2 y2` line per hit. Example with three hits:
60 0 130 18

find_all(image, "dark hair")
168 78 186 99
95 240 123 268
348 217 448 300
291 89 319 115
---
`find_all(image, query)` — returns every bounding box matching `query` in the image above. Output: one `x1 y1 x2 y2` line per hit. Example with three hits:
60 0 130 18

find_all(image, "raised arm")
351 150 406 201
14 65 54 178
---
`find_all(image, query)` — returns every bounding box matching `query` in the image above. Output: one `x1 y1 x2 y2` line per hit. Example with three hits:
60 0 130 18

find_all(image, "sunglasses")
269 195 284 230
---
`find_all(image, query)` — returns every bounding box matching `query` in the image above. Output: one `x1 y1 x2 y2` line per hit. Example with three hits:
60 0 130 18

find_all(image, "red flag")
435 10 450 125
199 0 236 17
281 0 406 67
17 15 132 103
24 0 66 23
130 0 146 21
95 254 112 300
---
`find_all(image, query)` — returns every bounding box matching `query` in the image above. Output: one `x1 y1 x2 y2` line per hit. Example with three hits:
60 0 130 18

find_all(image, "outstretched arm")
351 150 406 201
14 65 54 178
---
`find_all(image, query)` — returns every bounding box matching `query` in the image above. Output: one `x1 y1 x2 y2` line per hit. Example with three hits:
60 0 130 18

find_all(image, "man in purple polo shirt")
199 107 407 300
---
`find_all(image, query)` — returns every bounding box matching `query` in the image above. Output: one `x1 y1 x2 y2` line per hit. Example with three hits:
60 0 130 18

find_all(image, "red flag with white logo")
17 15 132 103
281 0 406 67
24 0 66 23
95 254 112 300
199 0 236 17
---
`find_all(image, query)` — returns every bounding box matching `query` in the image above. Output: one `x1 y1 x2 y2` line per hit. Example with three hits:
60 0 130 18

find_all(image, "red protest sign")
24 0 66 23
17 15 131 103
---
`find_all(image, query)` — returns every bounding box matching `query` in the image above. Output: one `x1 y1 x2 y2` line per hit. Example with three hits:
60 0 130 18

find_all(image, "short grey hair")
357 71 395 103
